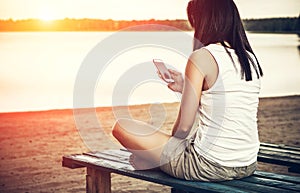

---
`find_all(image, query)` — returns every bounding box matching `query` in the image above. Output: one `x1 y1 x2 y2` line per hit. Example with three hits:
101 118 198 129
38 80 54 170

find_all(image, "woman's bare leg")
112 118 171 169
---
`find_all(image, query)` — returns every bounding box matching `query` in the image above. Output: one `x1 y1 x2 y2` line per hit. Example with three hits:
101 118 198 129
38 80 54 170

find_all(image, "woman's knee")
112 118 130 139
112 119 121 139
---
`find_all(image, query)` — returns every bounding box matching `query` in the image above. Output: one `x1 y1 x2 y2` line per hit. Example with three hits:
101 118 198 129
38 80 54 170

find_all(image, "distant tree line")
0 19 191 31
243 17 299 33
0 17 299 33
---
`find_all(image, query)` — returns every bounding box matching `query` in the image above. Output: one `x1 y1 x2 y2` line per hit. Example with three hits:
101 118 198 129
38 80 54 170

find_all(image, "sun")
40 14 54 21
39 7 55 22
39 11 55 22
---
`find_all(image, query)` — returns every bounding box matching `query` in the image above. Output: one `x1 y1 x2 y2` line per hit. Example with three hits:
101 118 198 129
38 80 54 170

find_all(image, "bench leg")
86 167 111 193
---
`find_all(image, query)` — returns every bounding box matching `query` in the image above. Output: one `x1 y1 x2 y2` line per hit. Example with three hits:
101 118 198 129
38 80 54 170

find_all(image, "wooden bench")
62 149 300 193
258 142 300 173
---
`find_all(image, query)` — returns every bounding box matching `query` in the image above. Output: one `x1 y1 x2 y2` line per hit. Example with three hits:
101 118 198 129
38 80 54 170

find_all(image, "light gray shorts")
159 137 257 182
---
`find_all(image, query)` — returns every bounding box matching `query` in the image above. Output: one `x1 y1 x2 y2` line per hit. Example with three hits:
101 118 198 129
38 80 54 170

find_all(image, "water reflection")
1 32 300 112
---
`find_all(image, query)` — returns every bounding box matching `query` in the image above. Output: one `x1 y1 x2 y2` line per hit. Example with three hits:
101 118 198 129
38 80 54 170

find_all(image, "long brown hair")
187 0 263 81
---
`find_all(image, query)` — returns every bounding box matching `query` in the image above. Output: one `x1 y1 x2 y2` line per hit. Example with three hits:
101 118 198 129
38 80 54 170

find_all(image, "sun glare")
39 7 55 21
40 13 55 22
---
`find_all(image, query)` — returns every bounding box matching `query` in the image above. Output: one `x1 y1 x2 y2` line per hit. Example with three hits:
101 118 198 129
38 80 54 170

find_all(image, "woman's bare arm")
171 52 205 139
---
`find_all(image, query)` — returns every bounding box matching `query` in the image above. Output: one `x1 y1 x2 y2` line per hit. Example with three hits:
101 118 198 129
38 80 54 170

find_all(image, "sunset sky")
0 0 299 21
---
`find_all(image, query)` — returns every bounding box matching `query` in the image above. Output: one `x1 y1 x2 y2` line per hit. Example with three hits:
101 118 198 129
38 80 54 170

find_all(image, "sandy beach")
0 95 299 193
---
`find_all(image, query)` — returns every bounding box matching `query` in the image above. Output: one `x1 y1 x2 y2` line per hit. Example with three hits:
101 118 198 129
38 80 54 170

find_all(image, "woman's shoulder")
189 46 218 77
189 46 215 67
190 46 212 60
190 44 223 58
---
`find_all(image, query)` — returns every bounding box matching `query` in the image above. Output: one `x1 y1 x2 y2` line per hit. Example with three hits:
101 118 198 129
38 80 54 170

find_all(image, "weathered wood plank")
254 171 300 184
220 179 296 193
258 153 300 167
241 176 300 192
259 149 300 161
84 150 131 165
62 154 86 169
260 146 300 156
260 143 300 152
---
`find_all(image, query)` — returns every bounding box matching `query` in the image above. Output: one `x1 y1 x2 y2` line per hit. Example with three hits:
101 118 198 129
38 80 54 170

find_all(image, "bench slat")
254 170 300 184
62 154 86 169
241 176 300 192
260 146 300 156
259 149 300 161
84 151 131 165
258 153 300 168
134 171 253 193
260 143 300 152
220 179 297 193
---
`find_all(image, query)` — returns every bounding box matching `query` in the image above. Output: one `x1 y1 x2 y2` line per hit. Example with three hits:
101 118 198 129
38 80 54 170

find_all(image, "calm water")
0 32 299 112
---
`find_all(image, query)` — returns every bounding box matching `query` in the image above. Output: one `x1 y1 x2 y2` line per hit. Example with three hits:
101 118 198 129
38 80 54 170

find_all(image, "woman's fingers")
169 69 182 80
169 69 180 75
156 68 183 93
167 82 176 91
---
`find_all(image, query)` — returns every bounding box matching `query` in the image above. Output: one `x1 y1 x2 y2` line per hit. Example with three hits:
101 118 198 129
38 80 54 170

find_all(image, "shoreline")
0 94 299 115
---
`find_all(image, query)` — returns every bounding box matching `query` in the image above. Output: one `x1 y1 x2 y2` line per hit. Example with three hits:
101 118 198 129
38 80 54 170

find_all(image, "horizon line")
0 94 299 114
0 16 298 22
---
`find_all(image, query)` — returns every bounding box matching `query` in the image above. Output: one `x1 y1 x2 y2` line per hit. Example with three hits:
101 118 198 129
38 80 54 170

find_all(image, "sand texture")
0 95 299 192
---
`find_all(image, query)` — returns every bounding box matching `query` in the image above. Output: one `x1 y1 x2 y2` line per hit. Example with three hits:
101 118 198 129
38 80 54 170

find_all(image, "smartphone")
153 59 174 83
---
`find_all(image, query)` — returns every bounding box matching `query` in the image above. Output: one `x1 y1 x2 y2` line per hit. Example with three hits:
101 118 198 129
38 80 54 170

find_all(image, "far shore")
0 17 298 33
0 30 299 35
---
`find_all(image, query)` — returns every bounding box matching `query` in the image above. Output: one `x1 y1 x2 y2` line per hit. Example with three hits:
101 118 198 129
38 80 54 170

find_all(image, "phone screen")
153 59 174 83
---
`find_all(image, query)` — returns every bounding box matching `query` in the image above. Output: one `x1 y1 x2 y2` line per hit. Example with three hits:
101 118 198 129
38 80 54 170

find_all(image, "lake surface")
0 32 299 112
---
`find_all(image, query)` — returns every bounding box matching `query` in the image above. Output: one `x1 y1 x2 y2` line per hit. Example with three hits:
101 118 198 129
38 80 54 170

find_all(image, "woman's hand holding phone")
167 69 184 93
153 59 174 83
153 59 184 93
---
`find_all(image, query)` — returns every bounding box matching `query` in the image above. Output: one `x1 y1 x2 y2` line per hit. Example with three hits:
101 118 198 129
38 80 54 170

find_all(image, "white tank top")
193 44 261 167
